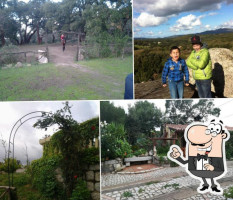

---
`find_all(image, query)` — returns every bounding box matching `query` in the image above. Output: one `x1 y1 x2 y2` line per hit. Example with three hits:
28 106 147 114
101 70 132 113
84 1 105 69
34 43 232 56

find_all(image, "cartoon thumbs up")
170 146 181 159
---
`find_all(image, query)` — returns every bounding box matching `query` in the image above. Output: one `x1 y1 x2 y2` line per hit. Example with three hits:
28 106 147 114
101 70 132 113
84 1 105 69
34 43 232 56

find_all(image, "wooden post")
46 46 49 63
24 52 26 63
76 33 80 61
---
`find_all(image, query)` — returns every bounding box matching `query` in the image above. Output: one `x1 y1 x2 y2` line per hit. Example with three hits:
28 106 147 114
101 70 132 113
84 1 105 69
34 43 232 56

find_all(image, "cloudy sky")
0 101 99 164
111 99 233 126
134 0 233 38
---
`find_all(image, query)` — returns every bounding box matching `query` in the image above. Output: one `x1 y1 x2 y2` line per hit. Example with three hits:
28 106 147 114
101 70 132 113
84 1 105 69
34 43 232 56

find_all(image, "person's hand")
170 147 181 159
204 164 214 171
185 83 189 86
163 84 167 87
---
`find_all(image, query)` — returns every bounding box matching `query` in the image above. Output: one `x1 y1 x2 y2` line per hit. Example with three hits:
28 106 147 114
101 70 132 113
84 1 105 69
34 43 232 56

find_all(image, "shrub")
224 186 233 199
0 158 21 173
156 145 170 156
30 155 65 199
115 139 132 158
70 179 91 200
133 148 147 156
101 123 132 159
78 147 99 165
0 44 20 65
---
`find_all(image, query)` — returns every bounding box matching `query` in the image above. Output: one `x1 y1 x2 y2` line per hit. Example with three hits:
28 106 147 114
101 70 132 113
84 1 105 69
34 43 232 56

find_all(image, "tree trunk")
0 31 5 46
36 24 40 44
52 34 55 43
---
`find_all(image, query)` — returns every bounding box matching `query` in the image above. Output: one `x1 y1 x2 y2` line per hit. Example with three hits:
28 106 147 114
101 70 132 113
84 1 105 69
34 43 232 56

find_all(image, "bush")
224 186 233 199
0 44 20 65
156 145 170 156
79 147 99 165
101 123 132 159
70 179 91 200
0 158 21 173
133 149 147 156
115 139 132 158
30 155 65 199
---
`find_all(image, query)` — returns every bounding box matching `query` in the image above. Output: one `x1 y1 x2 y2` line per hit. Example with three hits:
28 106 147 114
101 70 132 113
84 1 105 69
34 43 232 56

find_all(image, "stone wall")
101 158 125 173
83 164 100 200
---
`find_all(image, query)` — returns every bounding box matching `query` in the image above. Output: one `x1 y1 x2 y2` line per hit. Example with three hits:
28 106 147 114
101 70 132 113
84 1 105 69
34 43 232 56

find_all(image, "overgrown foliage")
33 102 99 197
29 155 65 199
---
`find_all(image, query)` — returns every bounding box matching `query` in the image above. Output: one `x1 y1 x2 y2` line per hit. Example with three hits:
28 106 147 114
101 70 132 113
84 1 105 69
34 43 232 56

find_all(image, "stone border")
117 167 163 174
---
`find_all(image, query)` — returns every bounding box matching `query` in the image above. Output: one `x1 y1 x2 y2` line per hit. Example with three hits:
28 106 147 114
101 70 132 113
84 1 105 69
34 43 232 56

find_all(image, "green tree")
164 99 221 124
100 101 126 125
125 101 162 145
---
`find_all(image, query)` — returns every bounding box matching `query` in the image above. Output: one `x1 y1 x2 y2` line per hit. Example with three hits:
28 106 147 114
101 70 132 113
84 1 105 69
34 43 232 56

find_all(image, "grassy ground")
0 56 132 100
0 173 50 200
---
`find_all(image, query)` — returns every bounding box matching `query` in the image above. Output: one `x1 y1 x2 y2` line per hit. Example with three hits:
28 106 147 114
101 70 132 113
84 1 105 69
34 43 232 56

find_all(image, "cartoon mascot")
168 119 230 195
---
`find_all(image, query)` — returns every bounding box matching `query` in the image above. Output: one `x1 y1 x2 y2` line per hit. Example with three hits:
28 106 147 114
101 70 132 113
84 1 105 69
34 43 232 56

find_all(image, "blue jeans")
196 79 212 98
168 80 184 99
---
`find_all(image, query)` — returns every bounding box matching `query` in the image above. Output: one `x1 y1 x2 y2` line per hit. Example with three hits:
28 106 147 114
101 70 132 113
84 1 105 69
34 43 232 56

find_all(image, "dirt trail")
48 44 100 74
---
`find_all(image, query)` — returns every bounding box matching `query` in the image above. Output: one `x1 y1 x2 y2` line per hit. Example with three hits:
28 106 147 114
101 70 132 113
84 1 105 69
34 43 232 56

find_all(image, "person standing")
61 34 66 52
162 46 189 99
186 35 212 98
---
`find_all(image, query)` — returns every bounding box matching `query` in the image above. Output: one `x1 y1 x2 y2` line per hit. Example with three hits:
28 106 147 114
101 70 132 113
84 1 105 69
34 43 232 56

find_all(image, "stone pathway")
102 162 233 200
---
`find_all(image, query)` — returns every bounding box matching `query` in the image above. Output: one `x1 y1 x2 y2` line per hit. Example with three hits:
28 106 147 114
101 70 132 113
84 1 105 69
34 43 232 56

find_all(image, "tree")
125 101 162 145
33 102 78 197
164 99 221 124
100 101 126 125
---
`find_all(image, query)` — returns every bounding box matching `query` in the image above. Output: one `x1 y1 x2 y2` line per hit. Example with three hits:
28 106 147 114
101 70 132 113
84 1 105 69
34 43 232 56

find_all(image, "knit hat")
191 35 203 46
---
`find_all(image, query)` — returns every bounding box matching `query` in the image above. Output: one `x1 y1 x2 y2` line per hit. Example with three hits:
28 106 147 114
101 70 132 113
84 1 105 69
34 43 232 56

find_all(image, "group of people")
162 35 212 99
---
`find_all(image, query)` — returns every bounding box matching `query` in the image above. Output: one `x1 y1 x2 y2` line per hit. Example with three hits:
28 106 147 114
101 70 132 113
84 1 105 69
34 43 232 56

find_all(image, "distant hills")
198 28 233 35
135 28 233 39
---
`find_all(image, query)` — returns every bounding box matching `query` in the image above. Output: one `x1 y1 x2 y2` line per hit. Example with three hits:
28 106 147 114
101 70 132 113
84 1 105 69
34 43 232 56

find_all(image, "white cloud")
208 12 218 16
134 0 226 17
134 12 168 27
158 31 162 34
170 14 202 32
205 24 211 29
134 28 142 33
218 20 233 28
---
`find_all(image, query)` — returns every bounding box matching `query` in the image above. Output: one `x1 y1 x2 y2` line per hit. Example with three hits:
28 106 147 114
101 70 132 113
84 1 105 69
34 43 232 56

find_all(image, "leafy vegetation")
122 191 133 198
0 0 131 51
134 32 233 83
69 179 91 200
33 102 99 197
0 158 22 173
224 186 233 199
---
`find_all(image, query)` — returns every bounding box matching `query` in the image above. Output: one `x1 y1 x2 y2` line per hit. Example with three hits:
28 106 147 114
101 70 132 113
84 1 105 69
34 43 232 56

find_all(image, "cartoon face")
170 49 180 61
186 121 227 157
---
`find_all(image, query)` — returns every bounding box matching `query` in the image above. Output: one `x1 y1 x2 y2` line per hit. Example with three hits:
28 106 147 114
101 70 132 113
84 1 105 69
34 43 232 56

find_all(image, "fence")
80 42 132 59
0 48 49 66
0 186 16 200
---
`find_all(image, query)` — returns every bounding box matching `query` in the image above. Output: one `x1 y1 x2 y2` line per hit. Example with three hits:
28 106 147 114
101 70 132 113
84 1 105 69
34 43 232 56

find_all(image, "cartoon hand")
185 83 189 86
163 84 167 87
204 164 214 171
170 147 181 159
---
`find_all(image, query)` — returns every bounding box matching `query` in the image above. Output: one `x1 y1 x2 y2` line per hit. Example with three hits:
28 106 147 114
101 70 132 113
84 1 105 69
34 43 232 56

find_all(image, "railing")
0 186 16 200
0 48 49 65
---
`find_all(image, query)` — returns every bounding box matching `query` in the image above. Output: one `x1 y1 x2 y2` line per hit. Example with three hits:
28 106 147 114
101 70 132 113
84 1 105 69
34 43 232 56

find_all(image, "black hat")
191 35 203 46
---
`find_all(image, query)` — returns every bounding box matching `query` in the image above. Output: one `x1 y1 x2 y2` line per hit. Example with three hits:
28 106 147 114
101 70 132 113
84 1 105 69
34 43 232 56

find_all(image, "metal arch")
7 111 50 187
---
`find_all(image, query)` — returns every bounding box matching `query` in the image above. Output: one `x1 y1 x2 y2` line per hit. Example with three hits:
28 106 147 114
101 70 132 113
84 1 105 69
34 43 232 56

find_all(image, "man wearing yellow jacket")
186 35 212 98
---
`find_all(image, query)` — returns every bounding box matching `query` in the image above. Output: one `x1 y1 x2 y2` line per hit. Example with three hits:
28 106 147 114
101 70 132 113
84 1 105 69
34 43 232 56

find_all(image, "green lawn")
0 56 132 100
0 173 50 200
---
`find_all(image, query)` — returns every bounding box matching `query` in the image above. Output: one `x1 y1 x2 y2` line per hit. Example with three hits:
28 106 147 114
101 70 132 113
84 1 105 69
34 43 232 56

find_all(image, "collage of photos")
0 0 233 200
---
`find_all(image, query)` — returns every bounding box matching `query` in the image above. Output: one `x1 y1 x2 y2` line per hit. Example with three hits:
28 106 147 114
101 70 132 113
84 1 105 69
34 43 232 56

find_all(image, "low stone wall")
101 158 125 173
83 164 100 200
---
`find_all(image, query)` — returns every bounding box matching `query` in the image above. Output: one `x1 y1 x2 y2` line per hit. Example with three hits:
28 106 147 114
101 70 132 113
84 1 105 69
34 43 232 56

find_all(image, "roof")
166 124 188 131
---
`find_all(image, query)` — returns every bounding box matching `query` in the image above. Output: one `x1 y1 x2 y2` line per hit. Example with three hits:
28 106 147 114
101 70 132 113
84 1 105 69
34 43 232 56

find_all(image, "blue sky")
134 0 233 38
